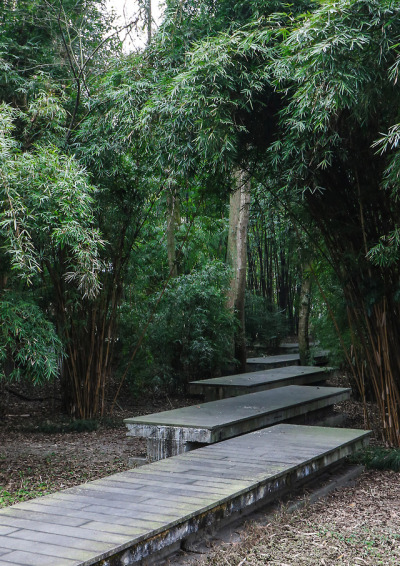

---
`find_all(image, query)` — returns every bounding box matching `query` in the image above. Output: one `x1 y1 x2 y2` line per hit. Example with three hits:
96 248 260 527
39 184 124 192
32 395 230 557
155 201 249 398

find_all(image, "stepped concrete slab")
125 385 350 461
246 350 329 371
278 342 300 354
0 424 370 566
277 342 318 353
189 365 332 401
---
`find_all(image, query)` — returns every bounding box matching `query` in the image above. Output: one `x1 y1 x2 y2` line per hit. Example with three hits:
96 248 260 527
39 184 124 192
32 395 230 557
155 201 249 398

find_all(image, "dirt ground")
0 383 192 506
0 374 399 565
174 468 400 566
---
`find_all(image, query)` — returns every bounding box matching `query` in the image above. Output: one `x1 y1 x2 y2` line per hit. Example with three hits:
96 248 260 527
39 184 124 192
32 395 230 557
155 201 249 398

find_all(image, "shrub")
121 261 236 395
245 292 287 348
351 447 400 472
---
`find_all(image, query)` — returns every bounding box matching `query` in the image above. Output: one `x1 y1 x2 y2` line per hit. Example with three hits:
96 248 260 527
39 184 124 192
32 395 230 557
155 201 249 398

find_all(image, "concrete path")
0 424 370 566
246 350 329 370
125 385 350 460
189 365 331 401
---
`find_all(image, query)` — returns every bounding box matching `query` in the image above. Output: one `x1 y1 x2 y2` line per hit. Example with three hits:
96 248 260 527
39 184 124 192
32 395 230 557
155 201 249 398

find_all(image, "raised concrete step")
246 350 329 371
250 342 317 354
278 342 300 353
189 365 332 401
125 385 350 461
0 424 370 566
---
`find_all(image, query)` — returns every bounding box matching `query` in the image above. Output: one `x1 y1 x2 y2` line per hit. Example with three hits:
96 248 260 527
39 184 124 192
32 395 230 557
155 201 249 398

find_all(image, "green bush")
245 292 288 348
351 447 400 472
121 261 236 395
0 291 63 384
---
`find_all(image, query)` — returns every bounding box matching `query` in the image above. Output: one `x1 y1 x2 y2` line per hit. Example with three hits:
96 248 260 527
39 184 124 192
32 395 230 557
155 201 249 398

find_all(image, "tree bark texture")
227 169 251 372
166 187 180 277
147 0 152 45
298 264 311 365
305 139 400 446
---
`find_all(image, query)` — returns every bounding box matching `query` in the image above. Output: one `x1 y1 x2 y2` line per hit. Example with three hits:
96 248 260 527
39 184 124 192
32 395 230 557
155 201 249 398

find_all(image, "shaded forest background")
1 0 400 446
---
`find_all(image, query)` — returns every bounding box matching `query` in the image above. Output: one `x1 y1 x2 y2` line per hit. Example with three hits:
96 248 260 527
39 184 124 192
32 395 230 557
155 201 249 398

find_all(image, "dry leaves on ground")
193 470 400 566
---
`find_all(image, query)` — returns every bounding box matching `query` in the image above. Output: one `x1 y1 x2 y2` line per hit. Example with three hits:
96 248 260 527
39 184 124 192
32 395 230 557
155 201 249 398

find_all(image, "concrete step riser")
189 366 333 401
125 386 350 462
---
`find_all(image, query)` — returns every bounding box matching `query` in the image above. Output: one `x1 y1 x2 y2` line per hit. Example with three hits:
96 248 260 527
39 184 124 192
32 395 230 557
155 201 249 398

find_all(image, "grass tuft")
351 446 400 471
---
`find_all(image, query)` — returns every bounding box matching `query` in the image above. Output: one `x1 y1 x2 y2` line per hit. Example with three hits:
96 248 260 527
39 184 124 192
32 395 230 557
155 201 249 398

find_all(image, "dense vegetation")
1 0 400 445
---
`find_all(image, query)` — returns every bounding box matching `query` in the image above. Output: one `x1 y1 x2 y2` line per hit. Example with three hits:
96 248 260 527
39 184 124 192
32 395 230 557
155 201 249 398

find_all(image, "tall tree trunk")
147 0 152 45
166 187 180 277
298 264 312 365
227 168 251 372
0 347 13 417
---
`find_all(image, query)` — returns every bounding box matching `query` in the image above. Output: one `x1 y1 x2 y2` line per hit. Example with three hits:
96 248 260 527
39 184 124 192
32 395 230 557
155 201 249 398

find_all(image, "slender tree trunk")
59 299 114 419
57 219 134 419
0 347 13 417
298 264 312 365
166 187 180 277
147 0 152 45
227 168 251 372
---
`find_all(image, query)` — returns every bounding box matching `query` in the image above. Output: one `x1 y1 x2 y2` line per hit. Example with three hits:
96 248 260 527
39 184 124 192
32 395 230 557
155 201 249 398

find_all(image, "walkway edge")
87 430 369 566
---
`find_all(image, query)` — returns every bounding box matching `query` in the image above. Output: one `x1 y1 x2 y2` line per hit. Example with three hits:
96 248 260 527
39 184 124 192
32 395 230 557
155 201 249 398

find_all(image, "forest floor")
0 373 399 565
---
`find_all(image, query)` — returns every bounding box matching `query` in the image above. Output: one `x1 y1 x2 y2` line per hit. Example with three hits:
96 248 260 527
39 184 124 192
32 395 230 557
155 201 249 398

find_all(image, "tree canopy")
2 0 400 445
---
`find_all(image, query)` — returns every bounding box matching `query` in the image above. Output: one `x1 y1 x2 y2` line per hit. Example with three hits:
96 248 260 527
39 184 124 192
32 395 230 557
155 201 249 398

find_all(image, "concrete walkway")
189 365 331 401
0 424 369 566
125 385 350 460
246 351 329 371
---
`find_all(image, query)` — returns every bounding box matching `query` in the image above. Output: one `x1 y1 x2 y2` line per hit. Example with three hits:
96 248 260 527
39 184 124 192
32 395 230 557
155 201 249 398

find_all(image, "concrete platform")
125 385 350 461
189 366 332 401
246 350 329 371
278 342 300 353
0 424 370 566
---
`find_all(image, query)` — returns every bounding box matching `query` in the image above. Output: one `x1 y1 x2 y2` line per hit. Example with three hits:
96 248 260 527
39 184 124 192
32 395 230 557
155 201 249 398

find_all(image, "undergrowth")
351 446 400 471
0 485 51 507
21 417 122 434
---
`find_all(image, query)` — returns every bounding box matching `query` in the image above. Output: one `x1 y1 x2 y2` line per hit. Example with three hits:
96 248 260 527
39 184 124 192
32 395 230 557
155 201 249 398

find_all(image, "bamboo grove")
2 0 400 445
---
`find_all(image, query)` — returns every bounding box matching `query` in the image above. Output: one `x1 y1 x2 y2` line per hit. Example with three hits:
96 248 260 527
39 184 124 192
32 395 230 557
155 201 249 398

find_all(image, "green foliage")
309 261 352 368
0 0 113 396
0 103 104 296
124 261 236 394
245 292 287 347
351 447 400 472
142 0 315 183
4 0 400 434
142 20 283 176
0 485 49 508
0 292 62 383
274 0 400 193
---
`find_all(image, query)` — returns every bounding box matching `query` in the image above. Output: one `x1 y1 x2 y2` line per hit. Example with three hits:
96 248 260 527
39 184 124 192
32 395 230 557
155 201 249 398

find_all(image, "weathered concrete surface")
276 342 318 354
278 342 300 353
246 351 329 371
125 385 350 460
0 424 370 566
189 366 332 401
